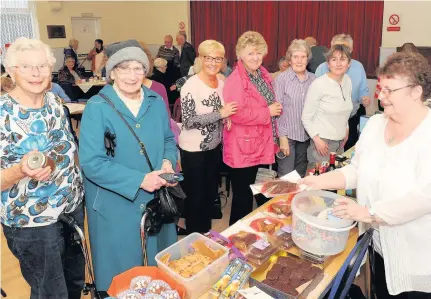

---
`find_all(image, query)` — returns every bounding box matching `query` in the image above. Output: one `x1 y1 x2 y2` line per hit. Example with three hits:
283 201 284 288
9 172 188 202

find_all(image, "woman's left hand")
332 197 371 223
161 160 177 187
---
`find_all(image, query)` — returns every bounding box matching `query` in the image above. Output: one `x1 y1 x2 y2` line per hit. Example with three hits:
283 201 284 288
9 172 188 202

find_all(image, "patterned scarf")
247 68 278 144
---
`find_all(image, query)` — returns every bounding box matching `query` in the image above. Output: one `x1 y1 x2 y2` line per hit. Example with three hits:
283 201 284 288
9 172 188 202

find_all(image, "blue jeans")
2 204 85 299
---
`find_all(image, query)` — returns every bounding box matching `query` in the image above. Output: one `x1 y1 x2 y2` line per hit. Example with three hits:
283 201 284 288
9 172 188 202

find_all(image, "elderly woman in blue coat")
79 40 178 293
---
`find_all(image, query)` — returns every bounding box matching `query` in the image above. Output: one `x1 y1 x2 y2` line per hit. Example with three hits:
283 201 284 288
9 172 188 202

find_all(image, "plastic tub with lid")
291 190 356 256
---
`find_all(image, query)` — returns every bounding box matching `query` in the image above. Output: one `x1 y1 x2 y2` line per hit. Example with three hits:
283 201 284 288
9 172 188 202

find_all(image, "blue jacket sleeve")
314 63 328 78
358 63 370 98
78 101 146 201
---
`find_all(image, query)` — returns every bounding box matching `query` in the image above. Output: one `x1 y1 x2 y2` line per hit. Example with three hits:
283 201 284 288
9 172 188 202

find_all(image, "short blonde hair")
194 40 225 74
192 57 202 74
4 37 56 68
138 41 154 77
154 58 167 69
236 31 268 57
286 39 312 62
331 34 353 52
69 38 79 48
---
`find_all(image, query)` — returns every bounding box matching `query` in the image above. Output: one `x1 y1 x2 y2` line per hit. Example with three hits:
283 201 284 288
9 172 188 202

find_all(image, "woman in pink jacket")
223 31 282 225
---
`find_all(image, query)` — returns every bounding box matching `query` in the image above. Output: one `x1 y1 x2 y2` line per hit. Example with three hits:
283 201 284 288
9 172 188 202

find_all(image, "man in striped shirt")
157 35 180 67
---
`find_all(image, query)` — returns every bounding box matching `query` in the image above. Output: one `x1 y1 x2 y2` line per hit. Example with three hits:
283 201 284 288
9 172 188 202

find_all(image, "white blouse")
339 112 431 295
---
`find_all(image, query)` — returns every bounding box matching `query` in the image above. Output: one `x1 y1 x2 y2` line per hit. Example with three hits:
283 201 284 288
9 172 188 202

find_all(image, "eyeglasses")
204 56 224 63
116 66 146 75
377 85 415 97
12 64 51 74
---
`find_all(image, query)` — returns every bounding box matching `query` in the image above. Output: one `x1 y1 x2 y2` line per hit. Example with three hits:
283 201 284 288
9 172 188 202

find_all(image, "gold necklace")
387 136 396 144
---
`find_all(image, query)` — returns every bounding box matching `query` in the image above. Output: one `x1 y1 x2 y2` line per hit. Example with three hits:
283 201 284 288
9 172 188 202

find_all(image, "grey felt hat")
105 40 149 81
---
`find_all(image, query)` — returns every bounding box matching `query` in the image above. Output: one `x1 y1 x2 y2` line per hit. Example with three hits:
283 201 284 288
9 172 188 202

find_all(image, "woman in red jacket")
223 31 282 225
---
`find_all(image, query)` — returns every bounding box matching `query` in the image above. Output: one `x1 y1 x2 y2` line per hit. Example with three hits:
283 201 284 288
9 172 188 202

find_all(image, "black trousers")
2 203 85 299
229 166 268 225
181 145 221 234
371 249 431 299
345 104 366 150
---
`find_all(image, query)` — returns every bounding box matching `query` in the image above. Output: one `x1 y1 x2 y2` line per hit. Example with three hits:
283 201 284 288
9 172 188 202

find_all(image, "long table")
200 148 358 298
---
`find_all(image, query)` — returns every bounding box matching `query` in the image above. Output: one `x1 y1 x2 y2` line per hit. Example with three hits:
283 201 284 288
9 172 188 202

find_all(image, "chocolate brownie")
270 263 283 273
276 256 290 267
277 274 290 284
290 270 303 281
283 286 299 296
289 278 303 288
266 270 280 281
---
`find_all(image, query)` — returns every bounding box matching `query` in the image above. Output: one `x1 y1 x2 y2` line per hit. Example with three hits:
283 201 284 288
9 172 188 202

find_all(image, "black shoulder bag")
99 93 185 235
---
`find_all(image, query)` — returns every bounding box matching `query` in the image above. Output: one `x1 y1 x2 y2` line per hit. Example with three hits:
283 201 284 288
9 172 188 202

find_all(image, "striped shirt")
275 68 315 142
157 46 180 66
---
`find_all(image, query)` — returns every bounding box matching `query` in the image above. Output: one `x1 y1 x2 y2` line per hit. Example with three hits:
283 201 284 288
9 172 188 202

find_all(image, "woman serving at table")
300 52 431 298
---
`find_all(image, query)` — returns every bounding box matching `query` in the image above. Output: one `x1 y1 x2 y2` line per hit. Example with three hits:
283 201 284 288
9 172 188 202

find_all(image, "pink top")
222 61 277 168
149 80 180 144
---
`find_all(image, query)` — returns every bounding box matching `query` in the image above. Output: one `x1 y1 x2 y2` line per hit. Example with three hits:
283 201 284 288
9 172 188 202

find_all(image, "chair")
327 228 374 299
62 105 79 146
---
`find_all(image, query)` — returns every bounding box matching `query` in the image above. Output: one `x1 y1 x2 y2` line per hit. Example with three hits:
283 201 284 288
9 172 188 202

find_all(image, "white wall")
382 1 431 47
35 1 190 49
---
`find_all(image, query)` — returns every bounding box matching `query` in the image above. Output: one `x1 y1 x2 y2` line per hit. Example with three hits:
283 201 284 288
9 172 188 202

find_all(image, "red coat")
222 61 277 168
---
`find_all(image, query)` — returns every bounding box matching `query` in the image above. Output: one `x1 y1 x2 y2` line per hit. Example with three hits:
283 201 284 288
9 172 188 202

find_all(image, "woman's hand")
279 136 290 156
313 136 329 156
141 170 168 192
269 102 282 117
332 197 372 223
161 160 178 187
19 150 52 181
170 85 177 91
220 102 238 119
361 96 371 107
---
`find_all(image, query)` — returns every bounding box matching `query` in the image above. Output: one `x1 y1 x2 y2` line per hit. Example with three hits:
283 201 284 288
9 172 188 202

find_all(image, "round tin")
27 152 46 169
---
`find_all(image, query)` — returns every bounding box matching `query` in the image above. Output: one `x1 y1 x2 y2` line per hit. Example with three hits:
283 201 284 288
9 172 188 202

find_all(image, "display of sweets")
117 289 143 299
130 276 152 294
115 276 179 299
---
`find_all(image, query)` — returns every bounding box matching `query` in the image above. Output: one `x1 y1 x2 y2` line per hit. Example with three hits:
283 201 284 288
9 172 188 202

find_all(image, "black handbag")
99 93 185 235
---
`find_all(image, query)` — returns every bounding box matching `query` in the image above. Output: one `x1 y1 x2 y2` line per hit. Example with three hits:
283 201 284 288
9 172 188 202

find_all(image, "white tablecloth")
76 81 106 93
64 103 86 115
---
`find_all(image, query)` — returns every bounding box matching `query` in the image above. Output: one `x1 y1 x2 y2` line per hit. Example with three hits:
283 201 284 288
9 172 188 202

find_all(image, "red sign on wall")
387 14 401 32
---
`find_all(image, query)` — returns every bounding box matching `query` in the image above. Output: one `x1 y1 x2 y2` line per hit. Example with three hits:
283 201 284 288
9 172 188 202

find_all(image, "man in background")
304 36 328 74
176 32 196 77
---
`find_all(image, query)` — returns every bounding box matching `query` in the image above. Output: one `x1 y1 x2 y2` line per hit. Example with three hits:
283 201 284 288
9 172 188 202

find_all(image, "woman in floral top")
0 38 84 299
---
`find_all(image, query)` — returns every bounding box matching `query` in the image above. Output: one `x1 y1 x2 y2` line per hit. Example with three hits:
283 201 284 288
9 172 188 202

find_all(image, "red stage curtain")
190 1 384 75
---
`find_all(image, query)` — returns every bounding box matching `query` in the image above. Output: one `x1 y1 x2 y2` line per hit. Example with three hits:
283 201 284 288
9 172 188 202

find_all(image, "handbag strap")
99 93 154 172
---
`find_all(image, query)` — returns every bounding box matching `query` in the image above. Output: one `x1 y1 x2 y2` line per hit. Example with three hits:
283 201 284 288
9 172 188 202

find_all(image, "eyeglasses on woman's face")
115 66 146 75
377 85 415 98
12 63 51 75
204 56 224 64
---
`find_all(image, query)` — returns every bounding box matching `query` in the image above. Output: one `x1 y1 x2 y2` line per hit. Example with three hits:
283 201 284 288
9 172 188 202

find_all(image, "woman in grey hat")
79 40 178 293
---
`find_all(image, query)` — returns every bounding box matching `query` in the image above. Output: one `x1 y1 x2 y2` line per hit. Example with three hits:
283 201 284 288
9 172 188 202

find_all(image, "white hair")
331 34 354 51
3 37 56 68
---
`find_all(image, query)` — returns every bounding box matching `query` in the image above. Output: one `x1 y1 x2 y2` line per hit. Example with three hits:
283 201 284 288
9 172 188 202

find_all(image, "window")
0 0 39 47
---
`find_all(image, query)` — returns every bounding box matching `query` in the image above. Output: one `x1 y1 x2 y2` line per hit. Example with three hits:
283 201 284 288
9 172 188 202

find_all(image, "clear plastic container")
155 233 229 299
269 226 293 251
291 191 357 256
245 240 278 266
